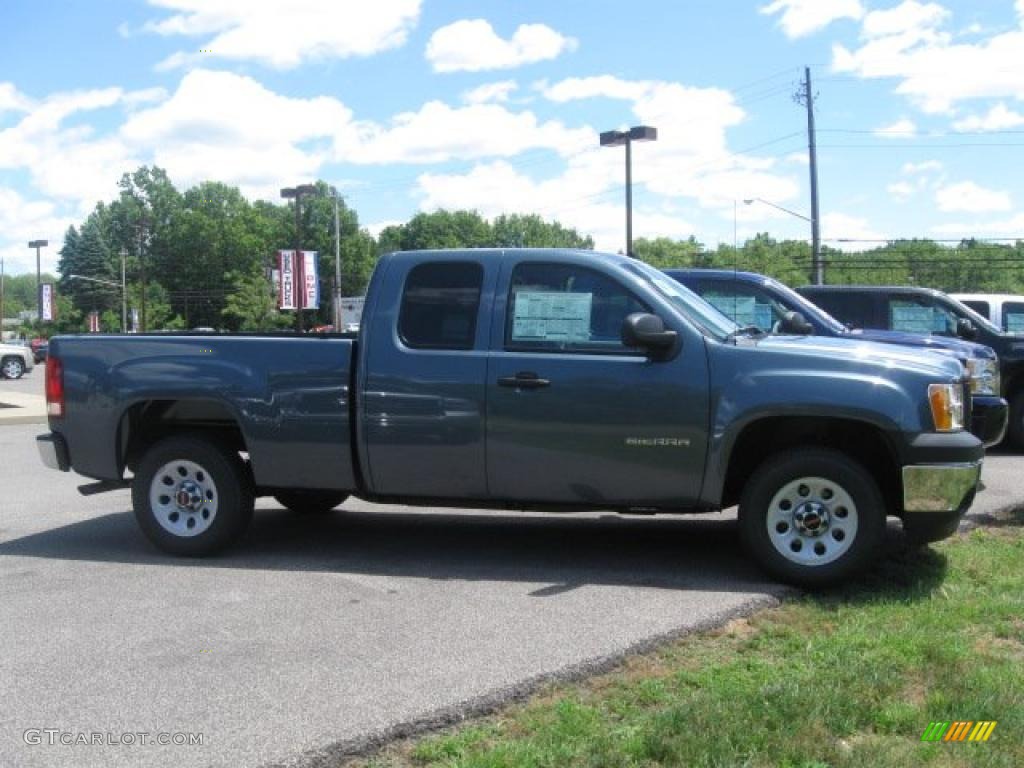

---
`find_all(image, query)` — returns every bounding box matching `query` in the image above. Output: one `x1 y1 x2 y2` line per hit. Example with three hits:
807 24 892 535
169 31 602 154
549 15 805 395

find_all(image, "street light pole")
121 249 127 333
329 186 342 330
599 125 657 258
280 184 317 332
28 239 48 322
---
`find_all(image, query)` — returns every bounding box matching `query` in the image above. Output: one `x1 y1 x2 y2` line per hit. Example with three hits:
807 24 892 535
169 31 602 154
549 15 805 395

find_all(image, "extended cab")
666 269 1007 447
37 250 984 586
799 284 1024 448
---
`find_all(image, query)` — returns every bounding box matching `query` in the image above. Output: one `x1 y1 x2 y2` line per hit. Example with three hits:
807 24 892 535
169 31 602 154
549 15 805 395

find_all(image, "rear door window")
1005 302 1024 334
399 262 484 350
960 300 990 319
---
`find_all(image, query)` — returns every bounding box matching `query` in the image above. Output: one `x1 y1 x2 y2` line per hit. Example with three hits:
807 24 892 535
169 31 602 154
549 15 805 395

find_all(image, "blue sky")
2 0 1024 274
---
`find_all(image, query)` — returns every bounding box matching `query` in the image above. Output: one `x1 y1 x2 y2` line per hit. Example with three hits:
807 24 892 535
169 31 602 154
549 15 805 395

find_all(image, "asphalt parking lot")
1 391 1021 767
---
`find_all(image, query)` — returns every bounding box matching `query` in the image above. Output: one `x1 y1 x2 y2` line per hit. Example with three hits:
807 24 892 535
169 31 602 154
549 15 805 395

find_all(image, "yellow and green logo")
921 721 997 742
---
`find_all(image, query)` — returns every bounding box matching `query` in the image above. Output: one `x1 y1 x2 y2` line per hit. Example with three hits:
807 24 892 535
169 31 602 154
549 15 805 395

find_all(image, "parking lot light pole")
329 186 342 330
280 184 317 332
28 240 48 322
599 126 657 258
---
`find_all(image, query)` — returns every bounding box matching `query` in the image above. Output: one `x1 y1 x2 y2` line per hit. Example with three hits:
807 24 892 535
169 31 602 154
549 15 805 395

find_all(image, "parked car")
32 341 49 363
799 284 1024 448
666 269 1007 447
0 340 35 379
38 249 983 587
950 293 1024 335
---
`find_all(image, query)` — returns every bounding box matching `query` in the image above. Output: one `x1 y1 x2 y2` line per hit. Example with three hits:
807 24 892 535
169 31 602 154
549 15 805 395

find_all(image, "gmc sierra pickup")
37 249 983 586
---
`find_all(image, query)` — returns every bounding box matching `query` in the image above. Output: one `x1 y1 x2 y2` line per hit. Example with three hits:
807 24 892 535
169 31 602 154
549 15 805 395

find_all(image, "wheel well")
722 416 900 511
118 399 248 474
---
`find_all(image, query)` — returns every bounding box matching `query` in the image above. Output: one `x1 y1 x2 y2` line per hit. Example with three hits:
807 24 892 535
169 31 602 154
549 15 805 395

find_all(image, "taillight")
45 356 64 418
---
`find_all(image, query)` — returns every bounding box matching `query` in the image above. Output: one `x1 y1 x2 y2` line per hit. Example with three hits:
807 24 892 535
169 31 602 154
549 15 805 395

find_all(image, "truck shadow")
0 504 946 598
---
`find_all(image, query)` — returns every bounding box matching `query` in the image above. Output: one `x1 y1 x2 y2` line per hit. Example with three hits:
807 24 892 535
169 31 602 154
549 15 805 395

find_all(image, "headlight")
928 383 964 432
966 358 1000 395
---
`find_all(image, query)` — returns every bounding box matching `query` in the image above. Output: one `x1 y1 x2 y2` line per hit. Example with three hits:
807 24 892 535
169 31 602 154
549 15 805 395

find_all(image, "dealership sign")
39 283 56 322
277 250 319 311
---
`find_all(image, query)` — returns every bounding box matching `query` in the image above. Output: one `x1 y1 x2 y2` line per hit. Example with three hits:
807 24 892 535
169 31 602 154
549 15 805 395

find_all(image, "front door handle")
497 372 551 389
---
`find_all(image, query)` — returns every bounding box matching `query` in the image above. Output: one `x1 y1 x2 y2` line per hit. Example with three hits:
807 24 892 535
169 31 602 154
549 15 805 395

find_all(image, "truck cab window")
1005 302 1024 333
399 262 483 350
506 263 647 353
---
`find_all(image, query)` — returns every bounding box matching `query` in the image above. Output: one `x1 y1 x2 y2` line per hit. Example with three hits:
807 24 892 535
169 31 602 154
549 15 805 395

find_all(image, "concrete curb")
0 392 46 426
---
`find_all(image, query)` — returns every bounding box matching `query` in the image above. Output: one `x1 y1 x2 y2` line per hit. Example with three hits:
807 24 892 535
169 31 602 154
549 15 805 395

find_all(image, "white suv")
0 341 35 379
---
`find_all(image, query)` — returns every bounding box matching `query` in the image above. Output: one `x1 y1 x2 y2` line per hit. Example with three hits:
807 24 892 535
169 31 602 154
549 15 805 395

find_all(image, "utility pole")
796 66 823 284
0 255 5 341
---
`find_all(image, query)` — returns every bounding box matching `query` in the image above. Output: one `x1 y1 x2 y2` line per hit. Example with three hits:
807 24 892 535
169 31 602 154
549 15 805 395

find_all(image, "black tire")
273 490 348 514
739 448 886 588
1007 391 1024 450
132 434 254 556
1 356 25 380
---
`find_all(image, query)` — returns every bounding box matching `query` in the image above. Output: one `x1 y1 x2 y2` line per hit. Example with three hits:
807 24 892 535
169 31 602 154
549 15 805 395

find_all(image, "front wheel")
273 490 348 514
132 434 254 556
1 356 25 379
739 448 886 587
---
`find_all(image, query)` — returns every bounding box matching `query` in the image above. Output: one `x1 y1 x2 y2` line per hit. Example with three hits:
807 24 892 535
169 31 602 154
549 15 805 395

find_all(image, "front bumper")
970 394 1008 448
37 432 70 472
902 461 982 513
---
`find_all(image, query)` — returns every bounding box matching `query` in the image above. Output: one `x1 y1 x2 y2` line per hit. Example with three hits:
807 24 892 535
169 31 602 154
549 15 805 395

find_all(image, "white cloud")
874 117 917 137
888 181 915 202
931 211 1024 235
462 80 518 105
0 83 33 114
426 19 577 73
820 212 888 250
140 0 421 70
120 69 353 199
760 0 864 38
935 181 1012 213
0 187 76 273
833 1 1024 114
901 159 942 174
953 102 1024 132
348 101 592 165
413 159 693 251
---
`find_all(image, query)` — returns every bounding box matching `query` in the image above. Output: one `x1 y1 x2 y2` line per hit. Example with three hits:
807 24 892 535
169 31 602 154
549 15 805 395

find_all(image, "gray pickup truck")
38 249 983 586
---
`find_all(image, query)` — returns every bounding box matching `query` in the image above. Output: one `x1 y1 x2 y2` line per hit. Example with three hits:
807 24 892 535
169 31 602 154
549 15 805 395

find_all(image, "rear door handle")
497 372 551 389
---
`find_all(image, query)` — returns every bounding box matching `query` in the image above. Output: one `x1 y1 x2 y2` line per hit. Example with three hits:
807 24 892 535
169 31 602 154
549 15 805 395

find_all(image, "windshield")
763 277 848 334
944 295 1003 336
620 260 739 340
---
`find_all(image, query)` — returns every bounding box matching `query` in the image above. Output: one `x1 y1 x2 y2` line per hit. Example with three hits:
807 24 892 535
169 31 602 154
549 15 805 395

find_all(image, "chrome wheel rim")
766 475 858 566
2 359 23 378
149 459 218 538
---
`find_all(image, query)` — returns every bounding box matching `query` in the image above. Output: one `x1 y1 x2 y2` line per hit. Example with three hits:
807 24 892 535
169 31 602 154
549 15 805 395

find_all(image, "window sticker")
512 291 593 342
754 304 773 331
705 294 760 327
1006 312 1024 334
890 303 934 333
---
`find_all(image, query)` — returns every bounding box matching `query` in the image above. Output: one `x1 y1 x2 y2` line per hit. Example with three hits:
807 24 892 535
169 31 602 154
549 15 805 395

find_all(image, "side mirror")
956 317 977 340
778 310 814 335
622 313 678 354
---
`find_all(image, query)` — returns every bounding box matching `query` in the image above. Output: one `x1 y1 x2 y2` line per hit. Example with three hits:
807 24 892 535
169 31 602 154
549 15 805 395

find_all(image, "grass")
349 512 1024 768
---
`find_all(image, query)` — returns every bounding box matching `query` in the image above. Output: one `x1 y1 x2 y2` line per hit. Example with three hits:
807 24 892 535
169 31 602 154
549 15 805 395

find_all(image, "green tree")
221 268 290 331
491 213 593 249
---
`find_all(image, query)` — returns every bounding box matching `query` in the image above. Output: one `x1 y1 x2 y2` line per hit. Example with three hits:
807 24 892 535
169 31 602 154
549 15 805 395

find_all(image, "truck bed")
48 333 358 492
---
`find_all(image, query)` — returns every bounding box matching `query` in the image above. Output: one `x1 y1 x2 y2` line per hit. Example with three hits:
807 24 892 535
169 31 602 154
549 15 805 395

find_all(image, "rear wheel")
739 448 886 587
1007 391 1024 450
132 434 253 556
1 356 25 379
273 490 348 514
